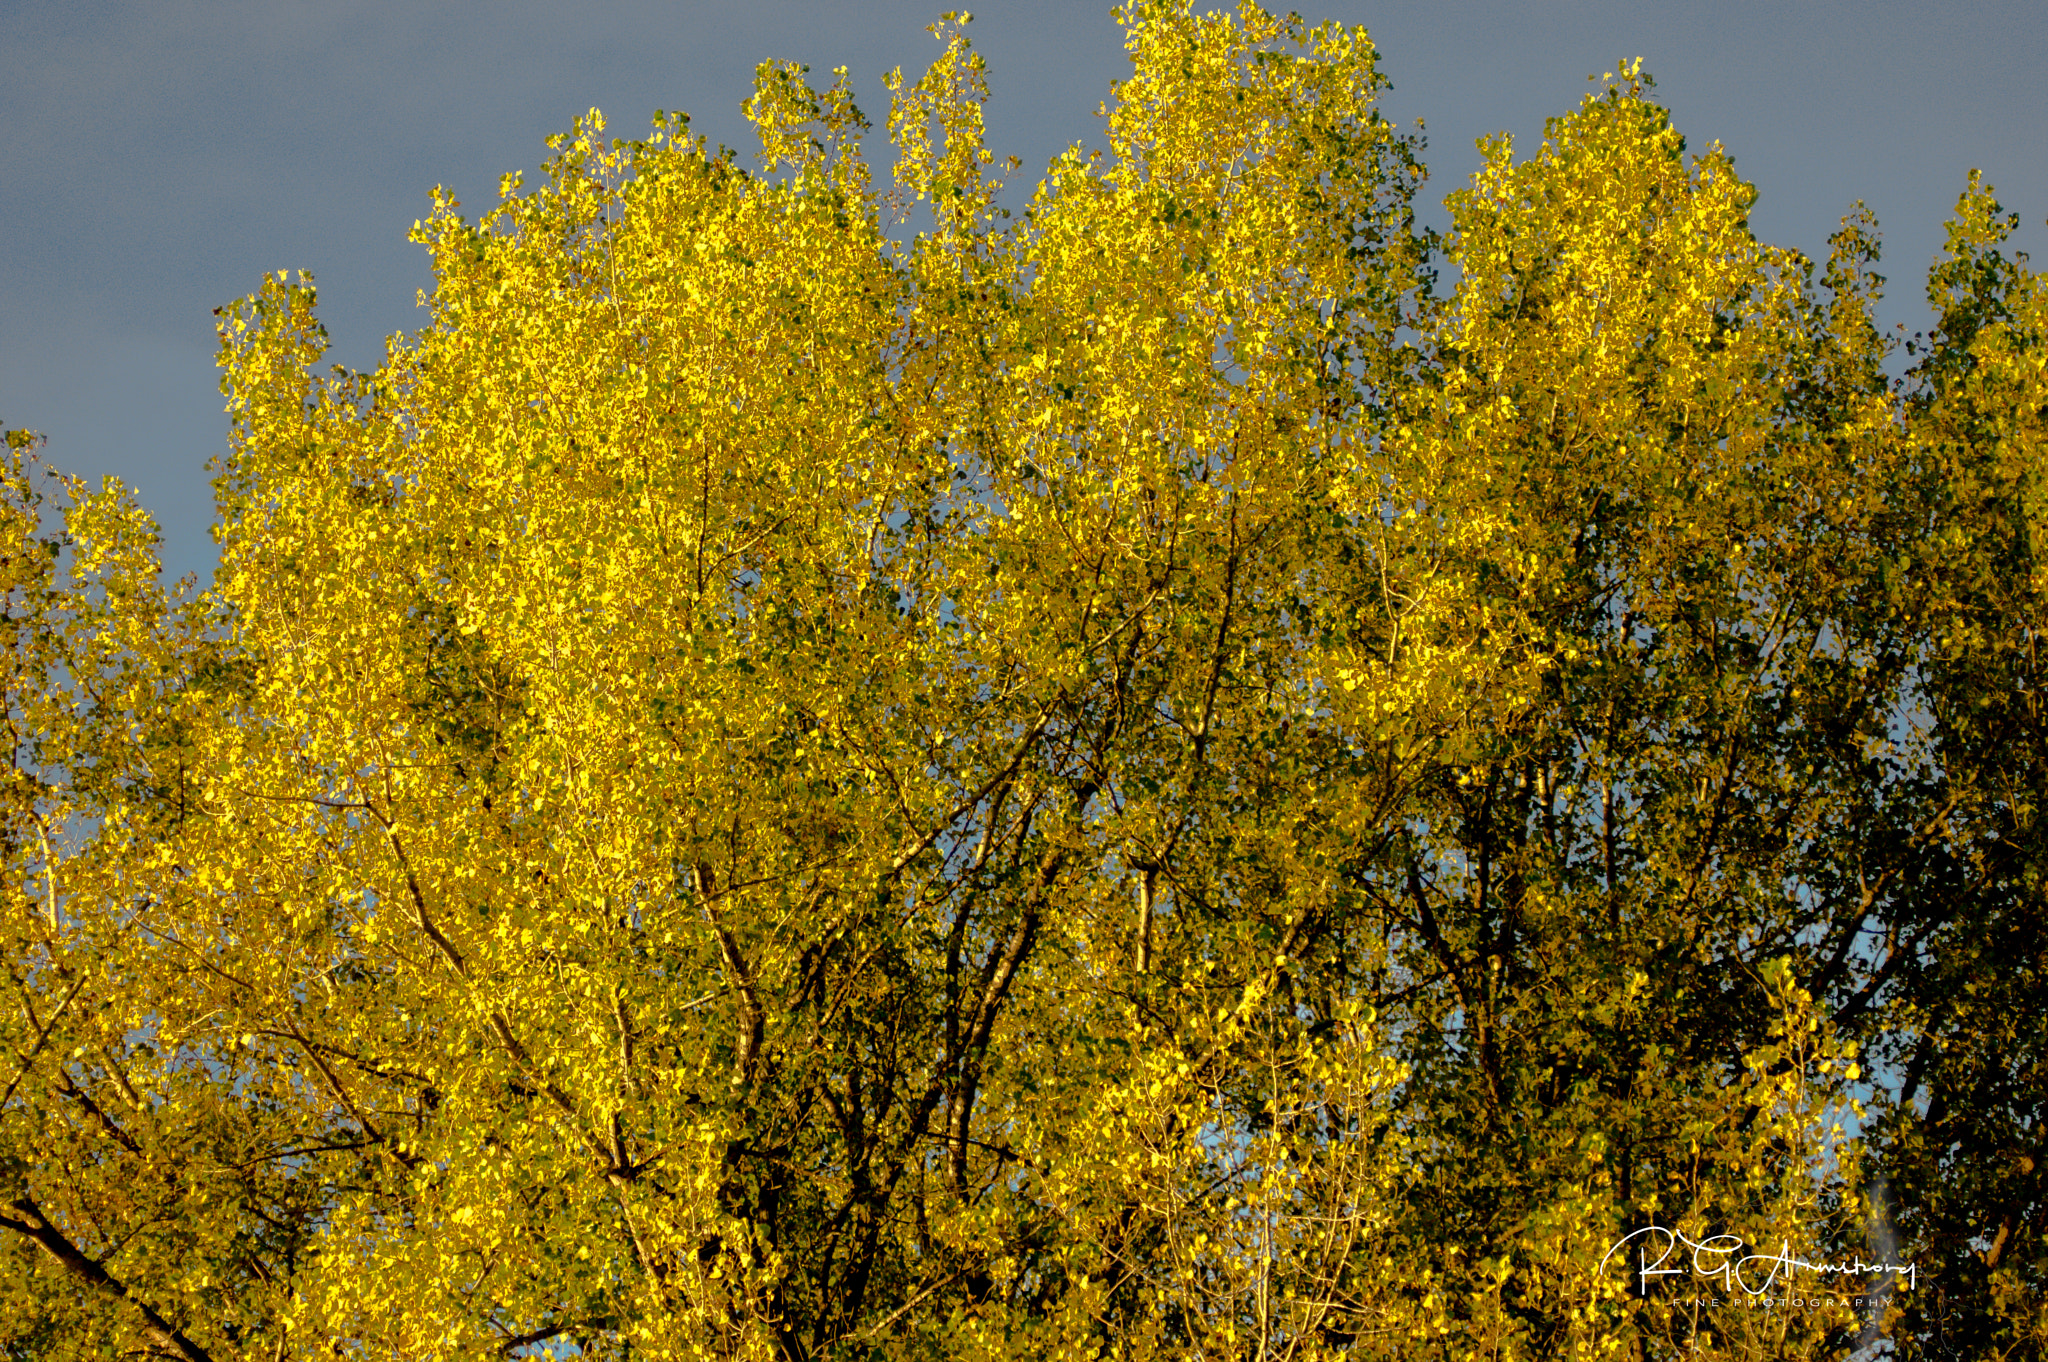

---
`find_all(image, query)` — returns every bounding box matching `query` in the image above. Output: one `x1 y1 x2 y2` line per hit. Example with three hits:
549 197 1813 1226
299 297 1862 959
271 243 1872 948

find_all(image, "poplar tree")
3 4 2041 1359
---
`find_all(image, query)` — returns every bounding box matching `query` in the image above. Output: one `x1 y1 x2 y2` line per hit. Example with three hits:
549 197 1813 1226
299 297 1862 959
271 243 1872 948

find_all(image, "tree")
3 4 2041 1359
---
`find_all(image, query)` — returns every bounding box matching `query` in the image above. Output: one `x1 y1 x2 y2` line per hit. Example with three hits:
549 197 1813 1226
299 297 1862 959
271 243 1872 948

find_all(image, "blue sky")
4 0 2042 584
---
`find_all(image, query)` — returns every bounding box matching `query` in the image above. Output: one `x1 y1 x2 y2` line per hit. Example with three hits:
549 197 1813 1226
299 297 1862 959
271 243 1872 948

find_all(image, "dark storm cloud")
3 0 2041 582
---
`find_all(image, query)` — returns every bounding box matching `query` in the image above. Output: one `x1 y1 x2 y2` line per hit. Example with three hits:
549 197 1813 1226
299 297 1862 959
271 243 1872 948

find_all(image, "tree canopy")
3 4 2043 1359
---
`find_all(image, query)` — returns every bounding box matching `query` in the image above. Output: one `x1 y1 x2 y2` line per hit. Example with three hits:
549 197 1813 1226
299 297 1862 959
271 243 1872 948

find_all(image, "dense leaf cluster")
3 5 2042 1358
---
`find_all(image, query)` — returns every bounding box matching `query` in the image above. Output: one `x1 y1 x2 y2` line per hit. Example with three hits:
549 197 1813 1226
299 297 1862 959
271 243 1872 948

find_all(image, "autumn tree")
3 4 2042 1359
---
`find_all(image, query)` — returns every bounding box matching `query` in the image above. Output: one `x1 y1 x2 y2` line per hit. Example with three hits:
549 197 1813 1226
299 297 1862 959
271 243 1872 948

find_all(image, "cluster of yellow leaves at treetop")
206 86 971 1347
1327 64 1880 751
1916 170 2048 614
216 107 933 860
205 0 1426 846
196 4 1447 1345
995 6 1453 768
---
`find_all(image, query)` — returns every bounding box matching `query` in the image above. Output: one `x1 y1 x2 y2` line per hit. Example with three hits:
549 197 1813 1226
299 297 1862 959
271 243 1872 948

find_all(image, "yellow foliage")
5 6 2043 1361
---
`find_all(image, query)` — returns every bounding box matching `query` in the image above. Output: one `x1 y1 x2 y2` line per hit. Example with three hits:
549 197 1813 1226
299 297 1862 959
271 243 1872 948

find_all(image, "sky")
4 0 2043 586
